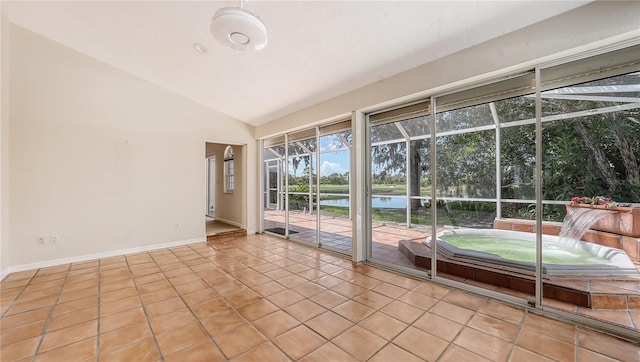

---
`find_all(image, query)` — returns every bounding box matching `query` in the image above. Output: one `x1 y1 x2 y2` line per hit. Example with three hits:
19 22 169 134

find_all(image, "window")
224 146 234 193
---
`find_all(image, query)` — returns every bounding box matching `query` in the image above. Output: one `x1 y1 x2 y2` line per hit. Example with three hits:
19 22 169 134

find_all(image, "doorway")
206 156 216 218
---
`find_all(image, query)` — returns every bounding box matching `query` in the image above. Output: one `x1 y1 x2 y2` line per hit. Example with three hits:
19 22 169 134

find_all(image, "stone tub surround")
1 234 639 361
398 239 640 310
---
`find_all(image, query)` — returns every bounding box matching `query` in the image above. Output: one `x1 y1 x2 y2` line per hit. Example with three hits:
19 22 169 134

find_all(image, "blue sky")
288 150 350 177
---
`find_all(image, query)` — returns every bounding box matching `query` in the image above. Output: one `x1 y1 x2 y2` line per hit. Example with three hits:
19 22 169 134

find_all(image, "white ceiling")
5 1 588 126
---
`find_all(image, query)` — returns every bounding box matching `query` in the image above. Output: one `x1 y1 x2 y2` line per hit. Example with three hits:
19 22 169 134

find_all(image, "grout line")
32 264 72 357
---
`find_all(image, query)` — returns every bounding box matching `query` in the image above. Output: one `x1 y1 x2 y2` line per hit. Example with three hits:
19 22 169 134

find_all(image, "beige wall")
255 1 640 138
1 5 10 276
5 25 256 268
205 143 244 227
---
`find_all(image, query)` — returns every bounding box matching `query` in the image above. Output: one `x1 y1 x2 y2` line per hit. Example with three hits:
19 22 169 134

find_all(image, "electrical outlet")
37 236 45 245
50 235 59 244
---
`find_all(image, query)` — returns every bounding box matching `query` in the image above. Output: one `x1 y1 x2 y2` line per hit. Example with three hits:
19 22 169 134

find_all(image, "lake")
320 197 409 209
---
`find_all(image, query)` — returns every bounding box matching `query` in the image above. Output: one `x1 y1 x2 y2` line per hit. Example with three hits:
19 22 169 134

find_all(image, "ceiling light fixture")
210 0 267 51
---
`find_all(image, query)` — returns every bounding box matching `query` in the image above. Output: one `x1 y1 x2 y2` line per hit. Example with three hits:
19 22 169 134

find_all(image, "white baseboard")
0 268 8 281
213 218 242 228
5 237 205 276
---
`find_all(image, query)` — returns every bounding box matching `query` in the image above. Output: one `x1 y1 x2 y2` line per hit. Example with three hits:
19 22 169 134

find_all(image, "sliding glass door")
318 128 352 252
287 131 317 245
262 121 352 255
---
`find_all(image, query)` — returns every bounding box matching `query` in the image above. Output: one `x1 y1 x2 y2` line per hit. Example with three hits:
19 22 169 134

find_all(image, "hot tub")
428 229 638 276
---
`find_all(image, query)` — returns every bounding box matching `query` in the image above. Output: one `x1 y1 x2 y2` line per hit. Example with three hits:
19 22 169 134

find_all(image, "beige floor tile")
350 275 384 289
508 346 554 362
412 282 450 299
305 311 353 340
292 281 326 298
372 282 407 299
225 288 263 307
316 275 345 289
333 300 375 323
468 312 520 342
1 320 46 347
412 312 463 342
191 298 231 319
278 275 308 288
386 275 422 290
477 300 525 326
38 319 97 353
439 344 492 362
99 295 141 317
297 268 328 281
237 299 279 321
201 310 246 336
144 296 186 318
522 312 576 344
253 310 300 338
232 342 291 362
99 287 137 303
517 327 576 361
352 290 393 309
214 323 266 359
47 305 97 332
0 307 51 331
58 286 98 303
309 290 349 309
359 311 408 341
442 290 487 310
251 280 288 297
53 295 98 316
577 327 640 361
380 300 424 324
396 290 439 311
98 337 160 362
155 322 209 356
174 280 210 295
182 288 218 307
136 279 172 294
576 347 622 362
300 342 358 362
61 279 96 293
331 269 358 282
394 326 449 362
272 325 326 360
139 287 178 305
99 307 146 334
330 282 367 299
149 309 197 335
34 337 96 362
369 343 424 362
7 295 58 315
430 300 475 324
164 340 225 362
1 235 638 362
267 289 306 308
284 299 326 322
332 325 386 361
453 327 512 362
0 335 40 362
134 272 167 285
100 278 134 293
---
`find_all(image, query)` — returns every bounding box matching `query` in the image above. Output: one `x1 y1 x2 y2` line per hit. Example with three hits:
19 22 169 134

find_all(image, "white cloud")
320 161 343 176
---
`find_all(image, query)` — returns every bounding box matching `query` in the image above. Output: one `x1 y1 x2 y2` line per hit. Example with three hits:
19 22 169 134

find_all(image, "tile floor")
1 234 639 361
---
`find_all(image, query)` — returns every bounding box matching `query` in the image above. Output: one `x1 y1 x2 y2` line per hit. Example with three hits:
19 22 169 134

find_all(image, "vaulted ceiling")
4 1 588 126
